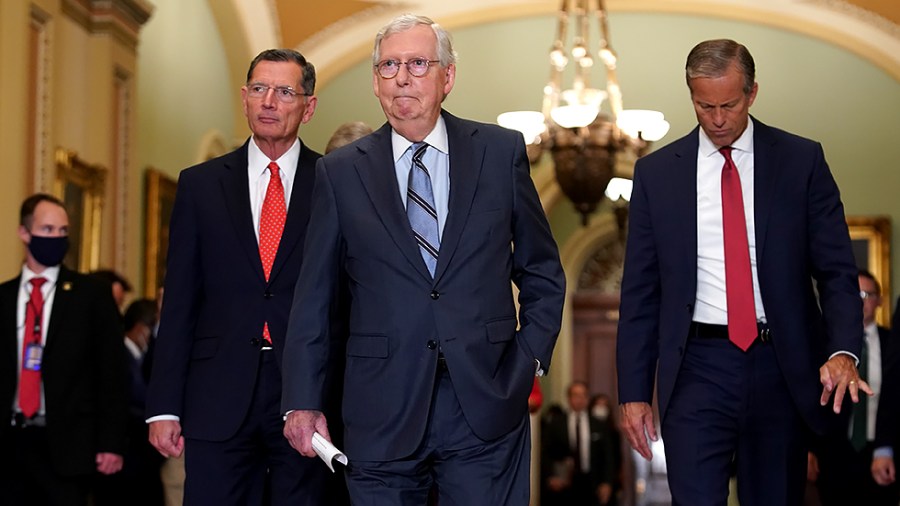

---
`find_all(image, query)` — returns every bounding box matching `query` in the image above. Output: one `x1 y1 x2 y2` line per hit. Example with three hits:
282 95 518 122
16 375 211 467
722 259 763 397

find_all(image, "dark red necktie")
720 147 757 351
259 162 286 344
19 276 47 417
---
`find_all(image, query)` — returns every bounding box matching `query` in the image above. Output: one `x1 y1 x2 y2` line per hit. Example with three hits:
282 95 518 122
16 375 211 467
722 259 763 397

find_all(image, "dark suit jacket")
0 267 127 476
541 409 615 494
874 297 900 450
282 111 566 461
146 138 322 441
616 118 861 433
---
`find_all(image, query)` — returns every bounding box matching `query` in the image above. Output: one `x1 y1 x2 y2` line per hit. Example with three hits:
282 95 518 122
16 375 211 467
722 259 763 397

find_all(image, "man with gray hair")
616 39 864 505
282 13 565 505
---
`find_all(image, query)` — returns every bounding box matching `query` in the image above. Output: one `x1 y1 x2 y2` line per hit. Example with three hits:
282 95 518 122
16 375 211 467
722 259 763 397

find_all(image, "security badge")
24 342 43 371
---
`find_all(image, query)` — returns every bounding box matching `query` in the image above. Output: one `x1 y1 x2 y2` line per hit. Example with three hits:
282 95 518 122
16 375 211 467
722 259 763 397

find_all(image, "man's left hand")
597 483 612 504
819 353 873 413
95 452 123 475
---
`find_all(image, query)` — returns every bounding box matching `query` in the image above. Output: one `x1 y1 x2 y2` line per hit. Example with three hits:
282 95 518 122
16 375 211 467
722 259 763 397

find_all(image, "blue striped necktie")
407 143 440 276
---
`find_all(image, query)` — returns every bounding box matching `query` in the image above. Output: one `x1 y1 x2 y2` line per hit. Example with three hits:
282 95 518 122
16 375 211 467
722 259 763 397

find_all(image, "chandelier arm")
595 0 623 119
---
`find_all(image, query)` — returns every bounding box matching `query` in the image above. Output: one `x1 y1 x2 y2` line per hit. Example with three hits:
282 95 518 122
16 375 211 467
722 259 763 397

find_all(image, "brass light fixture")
498 0 669 225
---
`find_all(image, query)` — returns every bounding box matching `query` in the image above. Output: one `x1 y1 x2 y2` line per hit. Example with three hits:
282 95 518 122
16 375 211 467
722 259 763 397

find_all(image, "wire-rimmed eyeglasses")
375 58 441 79
246 84 309 104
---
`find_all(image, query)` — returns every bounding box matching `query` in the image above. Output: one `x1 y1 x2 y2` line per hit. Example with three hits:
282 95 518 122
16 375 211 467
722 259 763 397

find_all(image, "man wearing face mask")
0 193 127 505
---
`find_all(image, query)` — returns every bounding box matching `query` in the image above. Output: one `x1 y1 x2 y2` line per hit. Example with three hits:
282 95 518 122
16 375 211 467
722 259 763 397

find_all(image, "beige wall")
0 0 147 291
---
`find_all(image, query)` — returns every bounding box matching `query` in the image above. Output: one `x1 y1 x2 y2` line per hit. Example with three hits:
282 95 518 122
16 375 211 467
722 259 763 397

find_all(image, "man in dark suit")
616 39 865 505
814 270 898 505
0 193 127 505
541 382 615 506
145 49 339 505
871 295 900 492
281 14 566 505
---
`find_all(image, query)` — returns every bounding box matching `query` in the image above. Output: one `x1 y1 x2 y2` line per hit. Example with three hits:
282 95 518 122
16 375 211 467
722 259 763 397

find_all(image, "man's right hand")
149 420 185 458
283 410 329 458
872 456 896 485
620 402 658 461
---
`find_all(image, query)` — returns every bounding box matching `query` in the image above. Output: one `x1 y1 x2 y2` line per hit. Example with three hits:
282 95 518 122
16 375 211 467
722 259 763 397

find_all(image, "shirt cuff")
146 414 180 424
535 359 544 377
829 350 859 366
874 447 894 459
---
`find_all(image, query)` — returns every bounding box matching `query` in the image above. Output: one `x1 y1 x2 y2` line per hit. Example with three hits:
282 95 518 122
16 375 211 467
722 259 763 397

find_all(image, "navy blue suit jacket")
282 111 566 461
146 139 321 441
616 118 861 433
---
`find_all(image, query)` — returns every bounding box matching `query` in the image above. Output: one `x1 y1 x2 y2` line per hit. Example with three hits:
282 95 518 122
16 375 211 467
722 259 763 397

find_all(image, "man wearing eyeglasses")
282 13 565 506
813 270 898 505
145 49 345 505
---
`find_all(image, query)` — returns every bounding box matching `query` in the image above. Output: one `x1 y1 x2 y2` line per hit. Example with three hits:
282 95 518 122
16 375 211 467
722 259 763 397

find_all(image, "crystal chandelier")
498 0 669 225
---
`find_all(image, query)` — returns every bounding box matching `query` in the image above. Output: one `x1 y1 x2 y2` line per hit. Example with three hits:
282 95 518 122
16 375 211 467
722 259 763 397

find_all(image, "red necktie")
720 147 757 351
259 162 286 343
19 277 47 417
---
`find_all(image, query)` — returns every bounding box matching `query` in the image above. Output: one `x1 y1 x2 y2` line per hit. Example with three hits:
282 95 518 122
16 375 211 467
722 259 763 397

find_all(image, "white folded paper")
311 432 348 473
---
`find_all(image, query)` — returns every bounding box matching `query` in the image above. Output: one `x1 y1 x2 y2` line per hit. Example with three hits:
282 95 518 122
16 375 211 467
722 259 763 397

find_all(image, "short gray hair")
372 14 457 68
685 39 755 95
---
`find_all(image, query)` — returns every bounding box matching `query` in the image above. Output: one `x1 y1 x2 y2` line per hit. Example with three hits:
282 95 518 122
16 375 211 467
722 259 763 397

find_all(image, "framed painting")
54 148 105 272
144 168 177 298
847 216 891 327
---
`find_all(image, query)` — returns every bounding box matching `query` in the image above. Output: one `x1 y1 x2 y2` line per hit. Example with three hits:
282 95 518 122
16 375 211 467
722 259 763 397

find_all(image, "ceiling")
278 0 900 49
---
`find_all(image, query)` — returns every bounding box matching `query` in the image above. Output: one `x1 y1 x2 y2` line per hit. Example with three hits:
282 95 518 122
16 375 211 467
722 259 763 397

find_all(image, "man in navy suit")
145 49 339 505
616 39 866 505
281 14 565 505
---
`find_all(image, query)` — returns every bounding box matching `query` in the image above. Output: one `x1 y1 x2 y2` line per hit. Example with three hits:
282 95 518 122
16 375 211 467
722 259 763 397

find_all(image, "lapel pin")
62 282 73 291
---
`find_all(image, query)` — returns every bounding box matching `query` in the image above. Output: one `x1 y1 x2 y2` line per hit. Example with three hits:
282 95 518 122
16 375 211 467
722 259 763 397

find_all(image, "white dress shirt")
568 410 591 472
247 137 300 239
13 264 60 416
693 119 766 325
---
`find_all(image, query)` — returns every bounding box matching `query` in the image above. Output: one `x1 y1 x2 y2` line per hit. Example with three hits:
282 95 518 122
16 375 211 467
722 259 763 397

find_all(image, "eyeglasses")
246 84 308 104
375 58 441 79
860 290 880 300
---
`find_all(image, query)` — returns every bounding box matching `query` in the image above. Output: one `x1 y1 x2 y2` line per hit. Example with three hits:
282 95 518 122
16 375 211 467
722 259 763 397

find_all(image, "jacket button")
250 337 261 346
426 340 437 350
686 304 693 313
430 291 440 300
264 291 274 299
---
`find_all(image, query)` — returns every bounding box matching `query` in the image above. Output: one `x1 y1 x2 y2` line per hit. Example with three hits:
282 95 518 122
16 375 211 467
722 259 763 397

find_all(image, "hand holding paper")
312 432 348 472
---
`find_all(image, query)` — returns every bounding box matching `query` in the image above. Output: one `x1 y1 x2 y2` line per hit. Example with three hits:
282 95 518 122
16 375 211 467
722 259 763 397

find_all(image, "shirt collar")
391 116 449 162
21 264 60 287
247 136 301 179
699 117 755 159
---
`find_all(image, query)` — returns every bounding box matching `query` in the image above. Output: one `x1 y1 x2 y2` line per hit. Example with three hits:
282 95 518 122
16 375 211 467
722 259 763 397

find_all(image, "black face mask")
28 235 69 267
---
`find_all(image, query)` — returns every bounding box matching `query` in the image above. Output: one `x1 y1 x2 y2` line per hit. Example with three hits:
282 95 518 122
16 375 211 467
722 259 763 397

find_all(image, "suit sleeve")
875 296 900 449
281 159 342 413
805 143 863 356
616 162 661 404
509 133 566 370
145 171 203 418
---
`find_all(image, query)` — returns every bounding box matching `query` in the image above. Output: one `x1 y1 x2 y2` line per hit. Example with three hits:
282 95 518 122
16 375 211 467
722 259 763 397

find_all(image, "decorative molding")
29 6 53 193
809 0 900 38
61 0 154 49
114 69 132 274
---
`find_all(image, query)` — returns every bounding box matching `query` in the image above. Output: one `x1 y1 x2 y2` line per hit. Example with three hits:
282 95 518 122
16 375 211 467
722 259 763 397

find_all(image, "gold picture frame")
54 148 105 272
848 216 892 327
144 168 178 298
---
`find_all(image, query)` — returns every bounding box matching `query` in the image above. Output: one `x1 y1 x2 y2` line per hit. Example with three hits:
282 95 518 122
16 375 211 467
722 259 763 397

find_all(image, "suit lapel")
355 124 433 281
268 140 318 284
45 268 75 353
433 112 483 282
670 129 700 281
752 118 780 260
220 140 267 282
